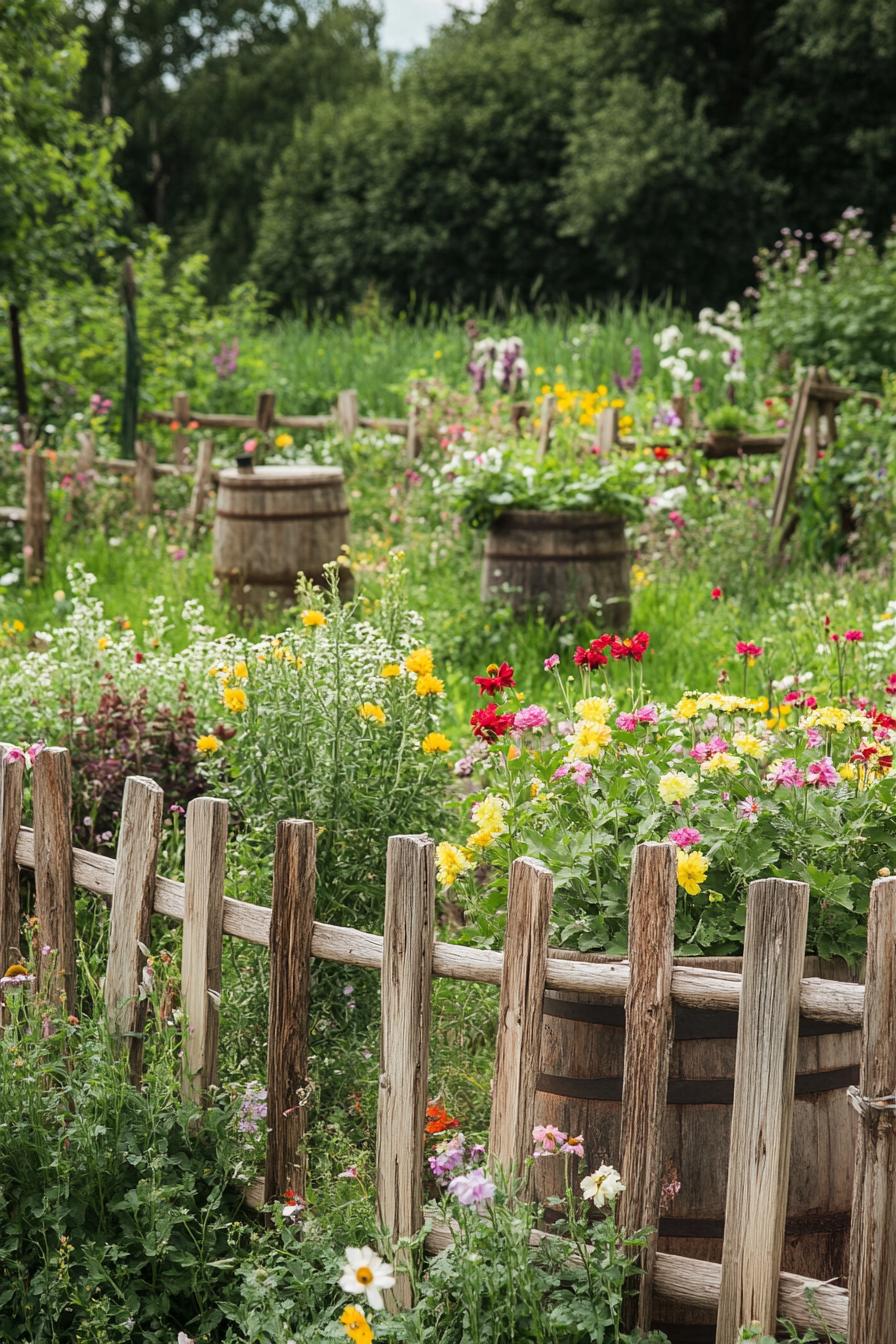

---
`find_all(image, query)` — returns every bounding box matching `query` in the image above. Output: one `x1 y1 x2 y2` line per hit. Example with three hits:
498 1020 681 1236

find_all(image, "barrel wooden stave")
481 509 630 626
212 465 350 609
534 952 859 1341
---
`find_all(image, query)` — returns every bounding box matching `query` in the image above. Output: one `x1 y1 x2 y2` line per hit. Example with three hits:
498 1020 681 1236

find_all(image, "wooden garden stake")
489 858 552 1187
255 389 276 434
264 819 316 1208
32 747 77 1013
716 878 809 1342
537 393 556 458
597 405 620 453
172 390 191 466
75 430 97 476
376 834 435 1309
0 747 24 972
104 776 164 1082
847 875 896 1342
186 437 214 535
336 388 359 438
181 797 228 1101
135 438 156 514
618 841 678 1332
23 449 46 580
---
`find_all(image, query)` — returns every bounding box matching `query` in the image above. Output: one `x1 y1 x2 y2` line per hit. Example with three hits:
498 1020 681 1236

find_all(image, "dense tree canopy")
65 0 896 309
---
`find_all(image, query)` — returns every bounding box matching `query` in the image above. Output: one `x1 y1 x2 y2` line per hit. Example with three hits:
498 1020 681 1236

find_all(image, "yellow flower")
468 794 508 848
701 751 741 775
674 696 699 721
233 660 249 679
677 848 709 895
733 732 766 759
12 619 25 633
610 397 625 410
567 721 611 760
436 842 472 888
97 636 110 651
404 647 434 676
530 778 543 798
196 734 221 754
274 433 294 448
223 686 248 713
659 771 698 804
380 663 401 678
802 706 852 733
574 697 614 725
301 610 326 628
415 673 445 697
421 732 451 754
340 1304 374 1344
434 349 443 360
631 564 651 589
358 702 386 725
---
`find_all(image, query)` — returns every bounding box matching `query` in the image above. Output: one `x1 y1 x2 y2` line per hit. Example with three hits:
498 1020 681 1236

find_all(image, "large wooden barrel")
534 953 860 1343
480 509 630 625
213 465 349 609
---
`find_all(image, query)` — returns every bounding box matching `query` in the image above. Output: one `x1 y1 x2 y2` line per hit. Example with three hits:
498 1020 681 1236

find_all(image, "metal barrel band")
214 507 349 522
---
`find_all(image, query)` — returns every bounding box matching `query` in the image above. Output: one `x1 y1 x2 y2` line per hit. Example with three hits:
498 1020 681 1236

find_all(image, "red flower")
735 641 763 659
134 650 144 663
574 635 613 669
653 445 671 461
425 1101 460 1135
610 631 650 663
873 710 896 731
711 587 723 601
473 661 516 696
470 702 515 740
886 674 896 697
844 629 864 642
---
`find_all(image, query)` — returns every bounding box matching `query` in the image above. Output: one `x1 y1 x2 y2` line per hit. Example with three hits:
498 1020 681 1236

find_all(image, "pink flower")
533 1124 567 1156
561 1134 585 1157
543 653 560 671
668 826 702 849
243 438 257 454
806 756 840 788
767 758 805 789
615 712 637 731
844 629 864 642
338 1165 359 1179
3 746 25 763
448 1168 496 1207
552 761 593 786
805 727 823 748
26 742 44 765
690 742 712 763
513 704 549 732
736 796 761 821
736 641 764 659
668 510 686 528
636 704 659 724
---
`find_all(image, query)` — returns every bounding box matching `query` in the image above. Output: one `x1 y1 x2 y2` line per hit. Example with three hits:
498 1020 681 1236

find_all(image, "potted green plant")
705 404 750 454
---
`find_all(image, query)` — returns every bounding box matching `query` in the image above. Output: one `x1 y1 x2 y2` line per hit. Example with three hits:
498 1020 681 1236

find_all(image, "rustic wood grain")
186 437 214 534
0 750 24 971
181 797 228 1101
489 858 552 1185
537 393 556 459
376 834 435 1309
848 875 896 1341
618 841 678 1332
716 877 810 1342
771 369 814 534
172 391 191 466
597 405 620 453
104 776 164 1082
135 438 157 513
32 748 76 1011
336 388 359 437
23 450 46 580
255 389 276 432
264 819 316 1208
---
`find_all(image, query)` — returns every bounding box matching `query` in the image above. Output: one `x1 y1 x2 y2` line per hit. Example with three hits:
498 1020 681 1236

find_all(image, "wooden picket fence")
1 746 895 1340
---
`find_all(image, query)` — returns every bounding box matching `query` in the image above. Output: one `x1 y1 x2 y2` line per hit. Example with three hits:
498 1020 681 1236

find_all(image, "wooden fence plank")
104 776 164 1082
770 369 813 534
618 841 678 1332
255 389 276 432
172 390 191 466
32 747 76 1012
23 450 46 581
847 874 896 1342
135 438 156 514
376 834 435 1309
488 858 552 1186
181 797 228 1101
0 749 24 970
186 437 214 535
336 388 359 438
264 819 316 1207
597 405 619 453
537 393 556 459
716 877 810 1342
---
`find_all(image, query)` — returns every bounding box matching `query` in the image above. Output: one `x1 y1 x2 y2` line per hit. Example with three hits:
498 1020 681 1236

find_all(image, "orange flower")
169 419 181 431
187 419 199 430
425 1101 460 1135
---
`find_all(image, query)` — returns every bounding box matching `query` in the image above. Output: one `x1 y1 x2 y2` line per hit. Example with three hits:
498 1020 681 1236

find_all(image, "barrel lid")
217 464 344 485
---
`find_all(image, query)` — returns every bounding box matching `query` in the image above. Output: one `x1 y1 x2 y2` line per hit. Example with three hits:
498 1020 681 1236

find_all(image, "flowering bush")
439 637 896 960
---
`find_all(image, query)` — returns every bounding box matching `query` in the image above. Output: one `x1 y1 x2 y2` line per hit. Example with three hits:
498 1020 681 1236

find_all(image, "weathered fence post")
489 858 552 1188
618 841 678 1332
597 405 620 452
23 450 46 581
376 834 435 1309
716 877 810 1343
405 381 423 461
847 874 896 1341
172 391 191 466
186 437 214 536
264 819 316 1208
181 797 228 1102
104 776 164 1082
255 390 276 434
135 438 156 514
75 430 97 476
537 393 556 459
32 747 77 1012
0 747 24 971
336 389 359 438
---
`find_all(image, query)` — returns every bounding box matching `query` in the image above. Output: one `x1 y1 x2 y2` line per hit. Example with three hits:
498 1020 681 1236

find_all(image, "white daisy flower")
339 1245 396 1310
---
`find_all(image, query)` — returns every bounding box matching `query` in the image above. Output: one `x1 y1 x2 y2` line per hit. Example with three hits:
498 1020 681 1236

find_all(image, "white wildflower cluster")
468 335 528 394
653 302 746 390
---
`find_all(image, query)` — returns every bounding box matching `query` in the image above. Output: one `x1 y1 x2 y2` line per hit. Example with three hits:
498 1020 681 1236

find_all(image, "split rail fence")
1 747 894 1340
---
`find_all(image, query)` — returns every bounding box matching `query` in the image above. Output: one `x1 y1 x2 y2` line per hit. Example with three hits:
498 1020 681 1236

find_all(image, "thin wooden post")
172 391 190 466
186 437 214 536
75 430 97 476
23 450 46 581
404 388 421 462
181 797 227 1102
255 390 276 434
488 858 552 1186
597 406 620 453
376 834 435 1309
104 776 164 1083
0 748 24 970
618 841 678 1332
716 878 810 1343
135 438 156 514
770 369 814 535
32 747 76 1012
847 875 896 1341
336 388 359 438
537 393 556 459
264 820 317 1207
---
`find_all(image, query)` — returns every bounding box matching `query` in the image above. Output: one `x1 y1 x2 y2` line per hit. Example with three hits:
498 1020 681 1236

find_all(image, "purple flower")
429 1134 466 1181
448 1168 496 1208
805 727 823 748
668 826 702 849
613 345 642 393
513 705 549 732
561 1134 585 1157
213 339 239 380
467 360 487 394
806 756 839 788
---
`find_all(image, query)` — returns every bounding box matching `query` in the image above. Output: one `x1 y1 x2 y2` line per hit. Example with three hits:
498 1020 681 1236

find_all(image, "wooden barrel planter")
212 464 350 611
534 952 860 1343
480 510 630 626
